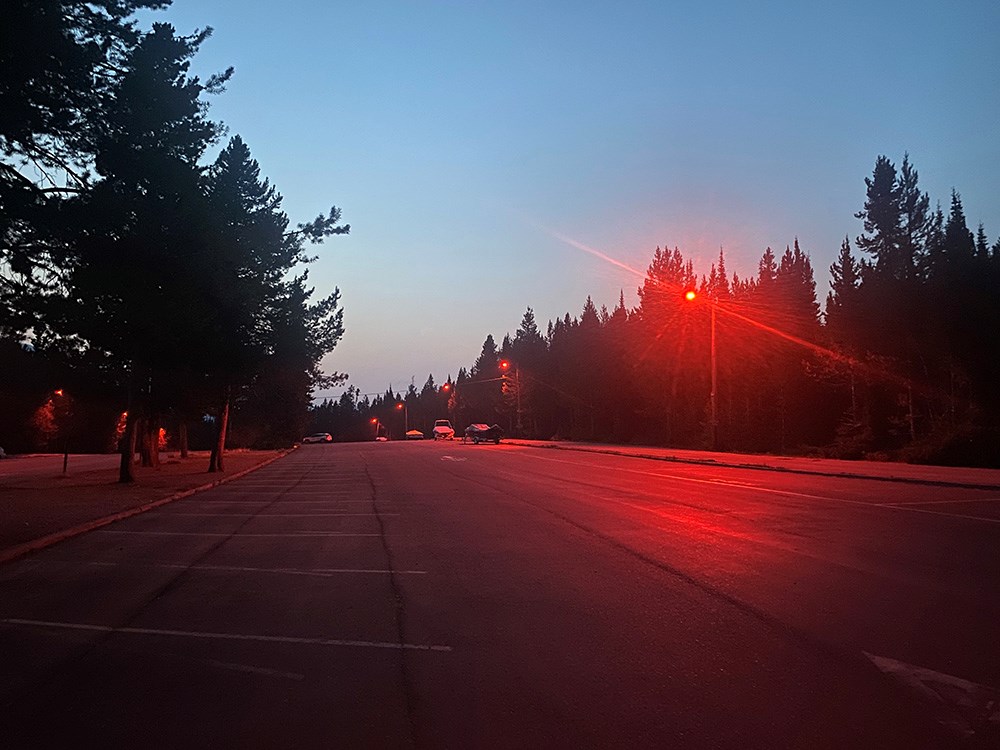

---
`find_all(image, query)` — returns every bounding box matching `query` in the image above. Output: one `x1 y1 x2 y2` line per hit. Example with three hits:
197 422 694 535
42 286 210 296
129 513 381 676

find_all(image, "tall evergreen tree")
825 237 860 340
943 190 976 263
897 153 929 280
1 1 171 339
856 155 903 279
56 23 229 481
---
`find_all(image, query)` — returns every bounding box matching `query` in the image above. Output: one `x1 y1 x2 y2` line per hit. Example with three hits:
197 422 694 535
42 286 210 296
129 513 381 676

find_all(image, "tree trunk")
139 417 160 467
209 387 231 473
148 417 160 468
178 421 189 458
907 384 916 442
119 412 138 484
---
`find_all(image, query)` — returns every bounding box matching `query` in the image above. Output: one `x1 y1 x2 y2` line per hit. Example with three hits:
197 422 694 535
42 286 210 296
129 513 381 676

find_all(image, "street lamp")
684 291 718 451
499 360 523 434
53 389 69 474
396 402 408 433
370 417 380 439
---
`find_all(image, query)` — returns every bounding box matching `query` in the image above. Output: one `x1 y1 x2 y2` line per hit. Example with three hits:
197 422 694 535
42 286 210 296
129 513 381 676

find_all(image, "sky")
146 0 1000 401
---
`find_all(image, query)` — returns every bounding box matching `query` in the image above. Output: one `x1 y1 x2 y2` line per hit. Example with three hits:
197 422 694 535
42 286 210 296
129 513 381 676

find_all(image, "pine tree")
58 23 229 481
856 155 903 279
943 190 975 263
825 237 860 341
897 153 930 280
975 223 989 259
758 247 778 287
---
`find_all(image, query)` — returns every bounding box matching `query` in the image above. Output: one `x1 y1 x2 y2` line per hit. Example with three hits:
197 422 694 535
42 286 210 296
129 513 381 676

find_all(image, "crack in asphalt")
362 455 419 750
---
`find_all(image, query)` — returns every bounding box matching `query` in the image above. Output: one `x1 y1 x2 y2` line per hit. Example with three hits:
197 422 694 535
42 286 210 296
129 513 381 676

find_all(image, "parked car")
464 423 503 444
405 430 425 440
432 419 455 440
302 432 333 444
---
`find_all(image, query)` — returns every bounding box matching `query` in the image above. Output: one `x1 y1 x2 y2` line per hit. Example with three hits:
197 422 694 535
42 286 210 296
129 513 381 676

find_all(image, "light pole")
53 389 70 474
370 417 380 439
396 402 408 434
499 360 523 435
685 290 718 451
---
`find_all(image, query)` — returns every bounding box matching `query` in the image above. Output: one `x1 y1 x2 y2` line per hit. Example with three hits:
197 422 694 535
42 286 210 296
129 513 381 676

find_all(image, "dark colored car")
464 423 503 444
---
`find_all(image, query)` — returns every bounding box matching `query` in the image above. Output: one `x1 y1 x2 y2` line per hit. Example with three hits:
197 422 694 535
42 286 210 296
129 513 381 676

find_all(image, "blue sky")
148 1 1000 399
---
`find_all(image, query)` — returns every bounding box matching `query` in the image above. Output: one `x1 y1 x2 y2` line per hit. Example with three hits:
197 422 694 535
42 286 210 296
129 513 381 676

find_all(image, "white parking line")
193 498 371 502
163 513 396 518
62 561 427 576
0 618 452 652
197 498 372 503
205 659 305 681
95 531 381 537
881 497 1000 506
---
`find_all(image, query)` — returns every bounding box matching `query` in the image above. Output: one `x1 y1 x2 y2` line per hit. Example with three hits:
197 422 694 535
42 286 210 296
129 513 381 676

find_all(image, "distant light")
54 389 64 396
499 360 510 370
684 290 697 301
396 403 404 409
370 418 378 424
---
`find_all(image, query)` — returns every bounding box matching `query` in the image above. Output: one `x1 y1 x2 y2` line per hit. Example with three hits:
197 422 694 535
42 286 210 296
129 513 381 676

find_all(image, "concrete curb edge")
0 447 296 566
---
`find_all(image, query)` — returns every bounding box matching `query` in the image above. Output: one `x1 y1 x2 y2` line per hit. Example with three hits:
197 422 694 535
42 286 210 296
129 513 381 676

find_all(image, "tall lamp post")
499 360 523 435
396 402 409 434
53 389 70 474
685 290 717 451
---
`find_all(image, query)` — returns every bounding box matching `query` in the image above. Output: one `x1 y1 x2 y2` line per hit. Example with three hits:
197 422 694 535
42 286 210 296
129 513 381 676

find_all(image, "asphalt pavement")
2 442 997 748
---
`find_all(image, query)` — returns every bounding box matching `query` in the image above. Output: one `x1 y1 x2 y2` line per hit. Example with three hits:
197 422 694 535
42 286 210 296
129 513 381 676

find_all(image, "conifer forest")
3 4 998 469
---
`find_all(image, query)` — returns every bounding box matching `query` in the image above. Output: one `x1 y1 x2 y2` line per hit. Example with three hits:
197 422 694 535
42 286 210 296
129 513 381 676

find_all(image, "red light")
500 360 510 370
684 290 697 301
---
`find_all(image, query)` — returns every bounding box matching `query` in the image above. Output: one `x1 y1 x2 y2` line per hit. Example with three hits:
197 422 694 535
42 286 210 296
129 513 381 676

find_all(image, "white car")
432 419 455 440
302 432 333 444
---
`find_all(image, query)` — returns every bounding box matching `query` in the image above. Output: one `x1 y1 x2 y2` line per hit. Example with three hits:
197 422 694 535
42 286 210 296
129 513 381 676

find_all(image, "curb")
0 448 296 566
502 440 1000 492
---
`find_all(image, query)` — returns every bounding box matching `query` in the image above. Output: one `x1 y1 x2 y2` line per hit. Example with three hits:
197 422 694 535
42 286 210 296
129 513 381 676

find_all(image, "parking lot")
1 447 442 748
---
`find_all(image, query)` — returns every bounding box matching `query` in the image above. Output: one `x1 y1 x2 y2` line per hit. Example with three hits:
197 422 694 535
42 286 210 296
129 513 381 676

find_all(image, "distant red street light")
684 290 697 302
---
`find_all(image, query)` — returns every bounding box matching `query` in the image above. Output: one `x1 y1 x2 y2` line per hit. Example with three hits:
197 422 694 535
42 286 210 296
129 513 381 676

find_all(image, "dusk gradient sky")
148 1 1000 400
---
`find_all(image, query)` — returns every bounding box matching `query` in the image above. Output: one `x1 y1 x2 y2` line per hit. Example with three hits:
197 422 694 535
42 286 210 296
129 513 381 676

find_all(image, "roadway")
2 441 998 748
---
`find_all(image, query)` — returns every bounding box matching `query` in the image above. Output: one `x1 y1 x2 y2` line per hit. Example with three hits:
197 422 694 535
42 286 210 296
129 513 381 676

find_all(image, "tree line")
312 153 999 466
1 2 348 480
